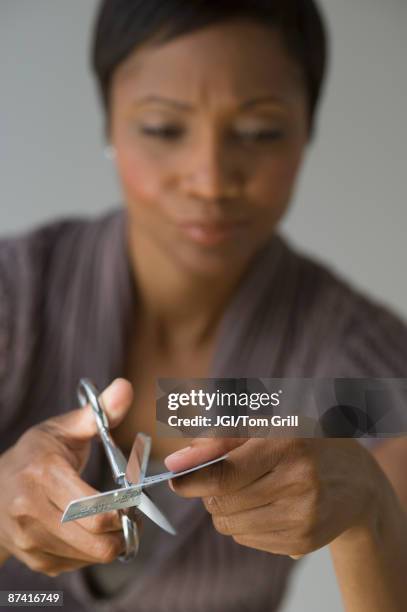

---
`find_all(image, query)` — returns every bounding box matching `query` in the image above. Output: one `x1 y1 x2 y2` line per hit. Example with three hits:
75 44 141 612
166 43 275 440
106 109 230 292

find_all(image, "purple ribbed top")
1 208 406 611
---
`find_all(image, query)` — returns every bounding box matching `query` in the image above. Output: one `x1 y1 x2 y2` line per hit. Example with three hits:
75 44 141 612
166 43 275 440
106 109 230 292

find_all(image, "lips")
177 219 249 246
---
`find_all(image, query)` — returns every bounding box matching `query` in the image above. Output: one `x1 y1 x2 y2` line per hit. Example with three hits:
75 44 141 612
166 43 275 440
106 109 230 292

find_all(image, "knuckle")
27 556 52 575
291 438 310 455
23 458 48 482
47 453 69 477
292 533 315 556
34 421 59 438
296 509 319 546
302 484 321 522
96 536 122 564
292 459 321 499
14 530 37 554
204 494 238 516
86 513 111 534
203 495 224 515
232 534 249 548
18 427 38 449
10 494 32 519
43 567 62 577
267 438 298 464
296 525 313 547
301 458 319 484
279 439 310 468
200 465 225 495
210 463 237 495
212 514 234 536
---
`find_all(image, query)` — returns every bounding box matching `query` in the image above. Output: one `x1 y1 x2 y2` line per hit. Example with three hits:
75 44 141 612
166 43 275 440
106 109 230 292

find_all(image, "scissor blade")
138 433 151 482
61 485 143 522
138 491 176 535
125 433 152 484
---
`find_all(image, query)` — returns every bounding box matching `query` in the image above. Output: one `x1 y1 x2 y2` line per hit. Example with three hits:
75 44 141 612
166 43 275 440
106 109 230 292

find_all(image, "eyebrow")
239 95 287 109
133 95 194 111
132 94 287 111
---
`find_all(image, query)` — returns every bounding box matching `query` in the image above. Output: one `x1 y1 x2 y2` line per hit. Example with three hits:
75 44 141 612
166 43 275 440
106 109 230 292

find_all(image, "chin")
171 239 257 279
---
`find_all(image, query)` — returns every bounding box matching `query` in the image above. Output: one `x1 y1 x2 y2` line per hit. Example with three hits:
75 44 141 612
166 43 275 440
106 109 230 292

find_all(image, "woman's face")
110 19 309 276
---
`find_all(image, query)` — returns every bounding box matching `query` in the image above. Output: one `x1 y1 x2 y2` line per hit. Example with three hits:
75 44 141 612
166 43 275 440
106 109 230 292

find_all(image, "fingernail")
107 378 122 393
100 380 118 402
165 446 192 462
101 379 123 411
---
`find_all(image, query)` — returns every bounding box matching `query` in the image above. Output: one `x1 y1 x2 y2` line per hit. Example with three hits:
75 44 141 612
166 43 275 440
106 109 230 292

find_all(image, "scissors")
61 378 226 562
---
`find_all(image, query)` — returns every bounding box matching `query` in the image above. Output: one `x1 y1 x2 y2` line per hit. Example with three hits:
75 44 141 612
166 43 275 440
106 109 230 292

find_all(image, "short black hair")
91 0 329 137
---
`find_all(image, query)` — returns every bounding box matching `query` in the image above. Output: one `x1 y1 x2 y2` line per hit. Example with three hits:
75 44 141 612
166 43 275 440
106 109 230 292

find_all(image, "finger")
57 511 126 561
122 507 144 533
19 549 92 576
169 438 297 498
17 516 124 564
232 531 308 557
202 462 309 515
44 456 123 533
44 378 134 442
164 437 246 472
20 492 126 563
210 502 301 537
19 546 123 576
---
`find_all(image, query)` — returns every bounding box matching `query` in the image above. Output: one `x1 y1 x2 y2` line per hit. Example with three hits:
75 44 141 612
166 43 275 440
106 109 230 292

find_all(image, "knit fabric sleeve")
0 243 13 400
338 292 407 378
0 232 44 443
334 281 407 449
286 250 407 448
0 219 85 448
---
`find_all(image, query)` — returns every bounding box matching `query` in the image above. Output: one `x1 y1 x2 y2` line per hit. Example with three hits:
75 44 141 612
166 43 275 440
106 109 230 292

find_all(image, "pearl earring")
104 144 116 160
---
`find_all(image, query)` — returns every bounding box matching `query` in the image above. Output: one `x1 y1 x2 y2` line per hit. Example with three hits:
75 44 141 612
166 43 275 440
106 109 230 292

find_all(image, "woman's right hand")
0 378 134 576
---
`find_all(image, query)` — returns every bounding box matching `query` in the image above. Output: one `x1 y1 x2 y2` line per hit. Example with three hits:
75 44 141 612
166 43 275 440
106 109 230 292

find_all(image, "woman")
0 1 406 610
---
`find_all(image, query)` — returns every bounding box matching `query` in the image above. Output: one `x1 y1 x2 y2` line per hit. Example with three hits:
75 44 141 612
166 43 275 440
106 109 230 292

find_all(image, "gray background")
1 1 406 610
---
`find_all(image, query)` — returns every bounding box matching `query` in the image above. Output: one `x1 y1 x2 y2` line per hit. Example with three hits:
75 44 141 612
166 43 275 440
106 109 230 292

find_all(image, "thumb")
46 378 134 442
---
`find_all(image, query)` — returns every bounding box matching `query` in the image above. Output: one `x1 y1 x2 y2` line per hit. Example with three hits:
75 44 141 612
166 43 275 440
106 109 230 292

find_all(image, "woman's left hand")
165 438 380 558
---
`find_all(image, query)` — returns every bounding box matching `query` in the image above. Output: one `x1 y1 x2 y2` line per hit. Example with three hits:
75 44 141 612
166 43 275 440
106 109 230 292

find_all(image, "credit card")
62 454 227 522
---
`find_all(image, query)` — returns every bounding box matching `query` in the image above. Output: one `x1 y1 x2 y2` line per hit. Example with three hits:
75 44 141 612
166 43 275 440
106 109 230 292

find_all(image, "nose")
180 130 243 202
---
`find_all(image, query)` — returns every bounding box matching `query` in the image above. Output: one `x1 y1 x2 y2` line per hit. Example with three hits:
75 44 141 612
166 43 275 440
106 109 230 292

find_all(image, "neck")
126 228 249 351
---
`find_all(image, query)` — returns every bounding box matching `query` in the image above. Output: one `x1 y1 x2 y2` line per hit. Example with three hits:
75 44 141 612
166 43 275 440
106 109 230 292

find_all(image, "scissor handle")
118 512 139 562
77 378 128 482
77 378 109 431
76 378 139 562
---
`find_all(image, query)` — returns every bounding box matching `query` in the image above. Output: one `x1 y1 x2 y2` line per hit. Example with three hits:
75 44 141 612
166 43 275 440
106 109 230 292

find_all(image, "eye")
232 128 284 143
139 124 184 140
